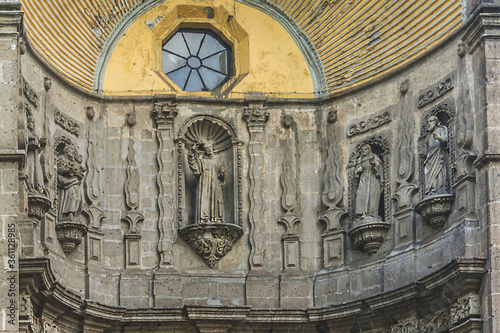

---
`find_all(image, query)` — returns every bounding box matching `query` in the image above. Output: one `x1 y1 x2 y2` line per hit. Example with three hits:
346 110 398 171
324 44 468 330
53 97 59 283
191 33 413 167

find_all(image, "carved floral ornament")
176 115 243 267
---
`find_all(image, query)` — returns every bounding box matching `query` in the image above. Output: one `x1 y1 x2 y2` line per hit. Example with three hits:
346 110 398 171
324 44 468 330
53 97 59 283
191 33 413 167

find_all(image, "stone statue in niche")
347 138 390 256
27 116 47 194
57 143 86 220
415 107 455 230
177 115 243 268
26 115 52 222
187 140 226 224
354 144 383 220
423 115 449 197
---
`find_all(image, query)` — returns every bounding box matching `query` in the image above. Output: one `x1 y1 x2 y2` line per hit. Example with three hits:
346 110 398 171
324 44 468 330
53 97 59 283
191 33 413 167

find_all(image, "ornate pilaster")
122 114 144 268
83 107 105 263
152 100 178 266
243 96 269 268
319 107 348 268
278 115 301 270
393 80 418 249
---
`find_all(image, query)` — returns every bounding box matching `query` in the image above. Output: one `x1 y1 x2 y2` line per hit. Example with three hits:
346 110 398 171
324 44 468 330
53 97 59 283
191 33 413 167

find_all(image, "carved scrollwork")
179 223 243 268
346 110 391 137
23 77 39 107
417 73 454 108
54 108 80 137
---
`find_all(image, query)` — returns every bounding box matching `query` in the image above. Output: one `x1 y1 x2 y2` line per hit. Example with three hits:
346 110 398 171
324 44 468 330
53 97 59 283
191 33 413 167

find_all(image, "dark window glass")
162 29 232 91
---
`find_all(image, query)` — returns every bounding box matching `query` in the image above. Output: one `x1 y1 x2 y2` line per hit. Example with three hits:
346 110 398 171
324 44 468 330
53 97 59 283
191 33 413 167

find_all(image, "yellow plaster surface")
102 0 315 98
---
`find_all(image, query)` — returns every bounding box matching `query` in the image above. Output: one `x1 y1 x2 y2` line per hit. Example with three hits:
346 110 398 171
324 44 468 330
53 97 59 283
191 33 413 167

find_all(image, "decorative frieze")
346 109 391 137
417 72 454 108
55 108 80 136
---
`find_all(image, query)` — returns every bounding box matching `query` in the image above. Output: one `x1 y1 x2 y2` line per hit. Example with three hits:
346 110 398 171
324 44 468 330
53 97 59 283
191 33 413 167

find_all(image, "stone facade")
2 1 500 332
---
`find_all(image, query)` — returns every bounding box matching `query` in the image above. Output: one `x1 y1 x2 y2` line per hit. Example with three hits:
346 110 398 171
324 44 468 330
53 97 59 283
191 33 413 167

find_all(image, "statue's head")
360 144 372 156
197 140 214 157
27 116 35 130
427 115 439 131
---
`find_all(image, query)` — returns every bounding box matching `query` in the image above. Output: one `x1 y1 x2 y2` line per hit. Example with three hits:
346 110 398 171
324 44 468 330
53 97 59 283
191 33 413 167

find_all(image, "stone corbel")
243 95 269 268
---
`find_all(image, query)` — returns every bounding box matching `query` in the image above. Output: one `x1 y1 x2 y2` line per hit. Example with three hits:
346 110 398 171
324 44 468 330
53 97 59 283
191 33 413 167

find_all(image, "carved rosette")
179 223 243 268
348 219 390 255
28 193 51 221
55 220 88 255
415 194 455 230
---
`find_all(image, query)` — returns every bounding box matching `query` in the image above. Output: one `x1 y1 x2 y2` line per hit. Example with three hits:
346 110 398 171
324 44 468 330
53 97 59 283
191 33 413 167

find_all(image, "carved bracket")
179 223 243 268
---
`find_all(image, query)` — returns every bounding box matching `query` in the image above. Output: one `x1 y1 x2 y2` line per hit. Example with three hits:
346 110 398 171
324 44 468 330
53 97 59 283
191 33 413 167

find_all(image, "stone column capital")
243 95 269 131
152 102 178 127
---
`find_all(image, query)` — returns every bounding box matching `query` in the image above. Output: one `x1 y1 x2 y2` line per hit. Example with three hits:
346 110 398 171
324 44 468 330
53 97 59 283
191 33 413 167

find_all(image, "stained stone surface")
7 3 500 333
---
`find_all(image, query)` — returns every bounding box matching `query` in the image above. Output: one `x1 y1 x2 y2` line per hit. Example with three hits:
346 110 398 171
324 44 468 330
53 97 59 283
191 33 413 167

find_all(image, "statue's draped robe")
27 132 44 194
424 126 448 196
57 154 82 217
189 154 224 223
355 154 383 218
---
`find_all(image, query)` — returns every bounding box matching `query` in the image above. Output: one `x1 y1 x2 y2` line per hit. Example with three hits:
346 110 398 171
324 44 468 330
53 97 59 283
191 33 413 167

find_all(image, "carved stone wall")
13 5 500 332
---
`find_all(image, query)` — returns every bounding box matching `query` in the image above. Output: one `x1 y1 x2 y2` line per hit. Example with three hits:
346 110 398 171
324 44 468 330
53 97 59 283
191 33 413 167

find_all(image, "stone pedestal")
415 194 455 230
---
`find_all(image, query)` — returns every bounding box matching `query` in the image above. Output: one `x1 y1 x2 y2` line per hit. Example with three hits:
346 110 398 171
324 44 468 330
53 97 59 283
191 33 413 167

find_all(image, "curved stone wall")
15 2 500 332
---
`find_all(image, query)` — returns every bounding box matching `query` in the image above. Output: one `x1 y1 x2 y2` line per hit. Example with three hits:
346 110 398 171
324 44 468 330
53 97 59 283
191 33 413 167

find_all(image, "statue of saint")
26 116 46 194
187 140 225 224
423 115 449 197
354 144 383 219
57 144 85 219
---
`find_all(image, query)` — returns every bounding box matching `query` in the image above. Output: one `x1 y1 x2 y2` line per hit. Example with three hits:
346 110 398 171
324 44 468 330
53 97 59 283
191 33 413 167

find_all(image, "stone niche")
176 115 243 267
347 135 391 255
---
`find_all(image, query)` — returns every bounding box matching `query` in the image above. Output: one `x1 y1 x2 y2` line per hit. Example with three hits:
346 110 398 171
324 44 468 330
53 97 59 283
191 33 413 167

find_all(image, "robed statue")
57 144 85 219
423 115 449 197
354 144 383 220
187 140 225 224
27 116 47 194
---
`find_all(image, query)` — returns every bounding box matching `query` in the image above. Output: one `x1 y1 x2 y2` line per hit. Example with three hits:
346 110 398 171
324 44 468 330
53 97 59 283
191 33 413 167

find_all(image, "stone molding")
19 256 486 332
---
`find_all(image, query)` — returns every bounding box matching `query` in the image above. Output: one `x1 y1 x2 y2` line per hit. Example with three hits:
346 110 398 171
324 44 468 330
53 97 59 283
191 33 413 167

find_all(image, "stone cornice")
19 257 486 331
463 4 500 53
